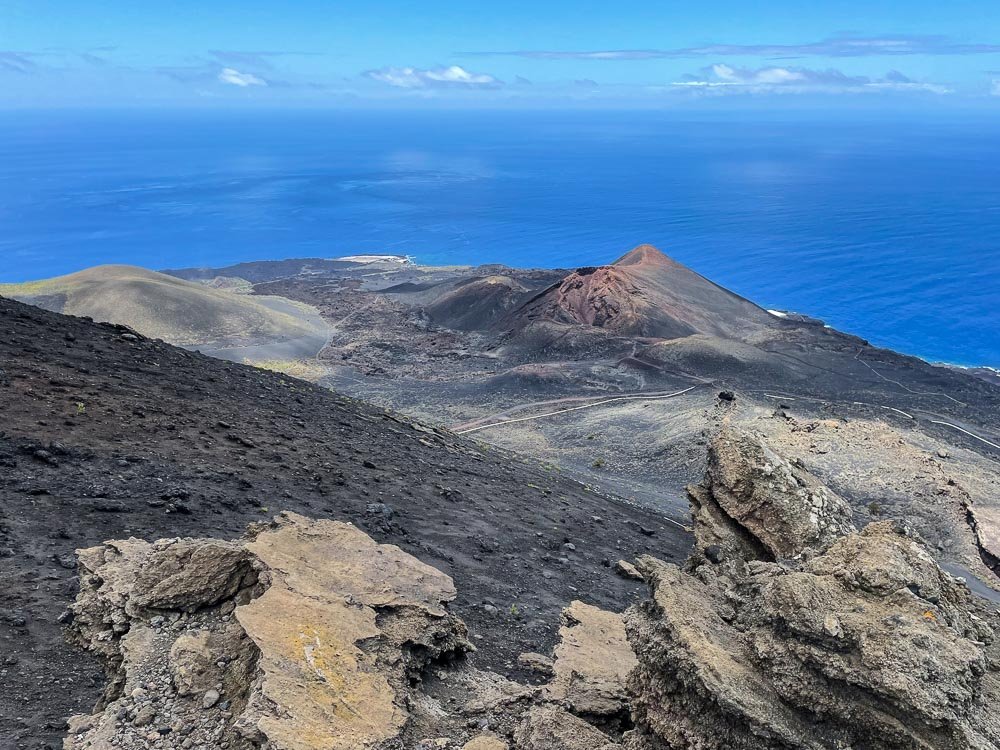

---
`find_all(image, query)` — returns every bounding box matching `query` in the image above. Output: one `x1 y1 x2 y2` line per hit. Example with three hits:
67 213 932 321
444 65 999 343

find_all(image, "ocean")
1 109 998 366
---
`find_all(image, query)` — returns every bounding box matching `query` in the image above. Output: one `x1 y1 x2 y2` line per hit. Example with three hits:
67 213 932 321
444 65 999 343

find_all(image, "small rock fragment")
517 652 555 676
613 560 644 581
462 735 509 750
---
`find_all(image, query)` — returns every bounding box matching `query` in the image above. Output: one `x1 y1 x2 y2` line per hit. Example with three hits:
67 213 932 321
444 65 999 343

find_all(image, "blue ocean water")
1 109 998 366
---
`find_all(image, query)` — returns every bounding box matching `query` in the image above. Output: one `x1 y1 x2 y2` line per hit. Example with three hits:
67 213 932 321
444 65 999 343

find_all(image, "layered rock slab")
237 514 468 749
545 600 637 721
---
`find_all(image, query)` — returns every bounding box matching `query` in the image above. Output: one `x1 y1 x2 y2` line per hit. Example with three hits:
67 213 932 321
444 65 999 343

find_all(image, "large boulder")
688 427 856 562
235 514 470 749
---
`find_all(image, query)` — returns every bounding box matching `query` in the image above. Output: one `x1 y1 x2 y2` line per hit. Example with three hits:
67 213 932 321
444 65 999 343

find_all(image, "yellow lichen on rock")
236 587 404 750
236 512 467 750
65 512 470 750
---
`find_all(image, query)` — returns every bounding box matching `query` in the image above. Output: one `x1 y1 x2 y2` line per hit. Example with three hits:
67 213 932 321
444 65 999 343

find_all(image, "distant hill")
502 244 778 342
424 275 532 330
0 265 322 348
165 256 407 284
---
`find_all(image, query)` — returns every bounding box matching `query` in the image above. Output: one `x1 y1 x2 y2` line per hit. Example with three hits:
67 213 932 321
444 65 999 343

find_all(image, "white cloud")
864 81 952 94
364 65 501 89
218 67 267 87
673 64 950 95
711 64 813 85
484 35 1000 60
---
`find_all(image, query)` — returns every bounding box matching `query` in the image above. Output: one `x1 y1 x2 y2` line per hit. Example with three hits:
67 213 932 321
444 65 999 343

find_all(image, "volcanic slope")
0 295 686 749
425 275 533 331
0 265 323 348
499 244 779 345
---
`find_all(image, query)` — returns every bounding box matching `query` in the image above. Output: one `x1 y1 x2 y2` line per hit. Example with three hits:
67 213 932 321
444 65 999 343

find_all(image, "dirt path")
854 349 966 405
453 386 703 434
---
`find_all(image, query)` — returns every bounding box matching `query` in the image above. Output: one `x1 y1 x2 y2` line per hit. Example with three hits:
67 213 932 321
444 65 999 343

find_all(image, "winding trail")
453 382 999 462
453 386 701 435
755 392 916 420
928 421 1000 451
751 391 999 458
854 350 966 405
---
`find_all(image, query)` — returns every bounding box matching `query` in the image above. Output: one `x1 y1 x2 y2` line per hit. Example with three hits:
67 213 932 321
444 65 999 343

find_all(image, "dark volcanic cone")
425 275 531 331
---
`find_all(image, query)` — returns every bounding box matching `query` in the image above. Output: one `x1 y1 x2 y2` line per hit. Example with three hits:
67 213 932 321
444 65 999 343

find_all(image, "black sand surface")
0 296 688 749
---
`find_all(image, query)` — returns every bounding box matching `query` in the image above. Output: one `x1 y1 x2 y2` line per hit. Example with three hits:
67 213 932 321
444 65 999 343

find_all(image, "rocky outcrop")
236 514 471 750
613 560 644 581
65 513 471 750
688 426 856 562
64 428 1000 750
968 505 1000 567
624 429 1000 750
64 511 644 750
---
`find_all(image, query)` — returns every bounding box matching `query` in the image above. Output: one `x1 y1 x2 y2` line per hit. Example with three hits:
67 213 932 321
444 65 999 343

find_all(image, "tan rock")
546 601 636 718
517 651 554 676
514 705 620 750
66 512 471 750
463 734 509 750
458 668 540 716
969 505 1000 562
613 560 643 581
169 630 220 696
70 535 257 658
238 513 469 750
237 585 403 750
131 538 254 611
691 426 856 561
625 430 1000 750
625 524 1000 750
245 512 457 615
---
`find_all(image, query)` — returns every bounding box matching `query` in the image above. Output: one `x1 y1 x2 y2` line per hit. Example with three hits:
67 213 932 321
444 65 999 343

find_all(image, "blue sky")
4 0 1000 107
